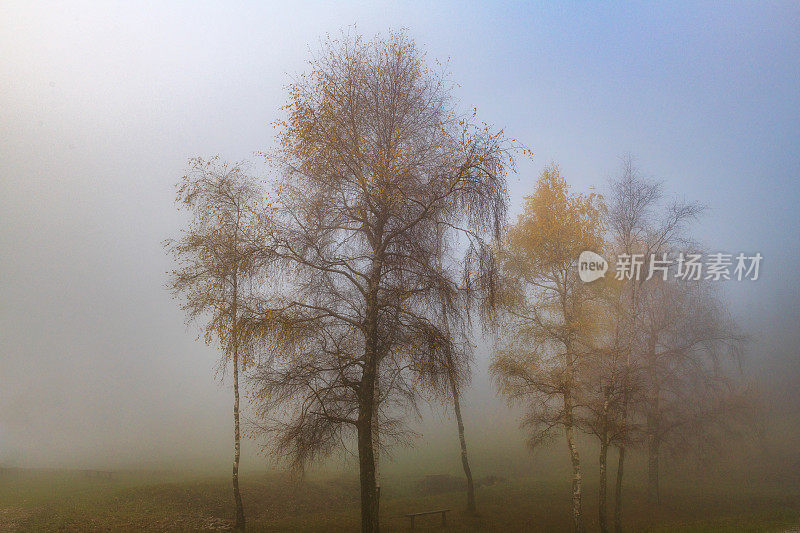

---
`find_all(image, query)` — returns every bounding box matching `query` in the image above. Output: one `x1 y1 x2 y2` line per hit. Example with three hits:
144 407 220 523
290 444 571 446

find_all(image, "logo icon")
578 251 608 282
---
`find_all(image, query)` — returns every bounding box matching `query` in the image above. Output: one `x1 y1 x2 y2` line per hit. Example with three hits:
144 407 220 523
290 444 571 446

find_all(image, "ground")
1 468 799 531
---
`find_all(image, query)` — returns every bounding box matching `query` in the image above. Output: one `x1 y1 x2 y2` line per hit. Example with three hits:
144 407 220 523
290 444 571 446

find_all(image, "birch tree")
245 31 513 533
165 157 266 531
432 224 478 514
440 305 478 514
605 157 702 531
579 275 634 533
491 164 604 533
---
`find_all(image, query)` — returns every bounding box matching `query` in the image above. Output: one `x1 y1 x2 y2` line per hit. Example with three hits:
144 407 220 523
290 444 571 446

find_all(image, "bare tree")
636 275 749 504
605 156 703 531
579 280 636 533
165 157 266 531
245 31 513 533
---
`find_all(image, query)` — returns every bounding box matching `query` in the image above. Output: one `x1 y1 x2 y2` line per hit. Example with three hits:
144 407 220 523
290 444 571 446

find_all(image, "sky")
1 1 799 470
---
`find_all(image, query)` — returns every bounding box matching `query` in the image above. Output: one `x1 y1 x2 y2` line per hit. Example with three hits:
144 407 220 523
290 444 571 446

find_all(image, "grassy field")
1 468 799 531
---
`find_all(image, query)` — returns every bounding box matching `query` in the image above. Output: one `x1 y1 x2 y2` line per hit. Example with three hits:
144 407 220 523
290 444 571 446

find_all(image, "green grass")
1 469 798 531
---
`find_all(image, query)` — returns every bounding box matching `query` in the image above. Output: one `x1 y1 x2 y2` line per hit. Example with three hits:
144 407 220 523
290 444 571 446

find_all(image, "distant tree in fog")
603 157 703 531
634 273 751 505
578 273 636 533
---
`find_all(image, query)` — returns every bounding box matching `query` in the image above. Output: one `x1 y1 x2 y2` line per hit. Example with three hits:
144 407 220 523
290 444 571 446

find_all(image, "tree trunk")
647 437 660 504
564 392 584 533
598 385 613 533
437 275 477 516
232 349 245 530
231 272 245 531
359 284 381 533
372 370 381 509
448 371 477 514
614 445 625 533
372 354 384 523
645 342 660 505
357 401 379 533
599 438 609 533
615 364 632 533
353 250 387 533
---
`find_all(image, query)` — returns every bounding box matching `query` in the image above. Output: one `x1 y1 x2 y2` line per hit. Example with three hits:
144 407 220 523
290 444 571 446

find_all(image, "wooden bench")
404 509 451 529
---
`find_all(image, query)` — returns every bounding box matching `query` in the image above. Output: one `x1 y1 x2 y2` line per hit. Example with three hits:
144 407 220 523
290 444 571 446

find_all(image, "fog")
1 0 798 482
